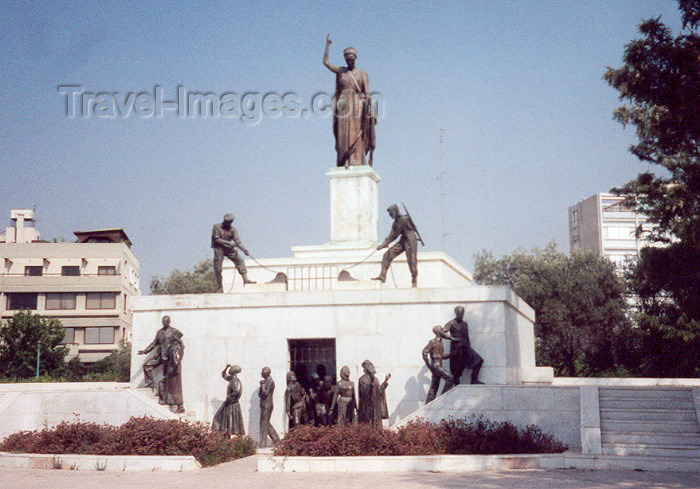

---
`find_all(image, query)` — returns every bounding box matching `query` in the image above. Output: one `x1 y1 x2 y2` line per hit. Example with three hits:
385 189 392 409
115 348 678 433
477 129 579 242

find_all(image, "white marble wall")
0 383 172 440
400 385 582 449
130 286 549 442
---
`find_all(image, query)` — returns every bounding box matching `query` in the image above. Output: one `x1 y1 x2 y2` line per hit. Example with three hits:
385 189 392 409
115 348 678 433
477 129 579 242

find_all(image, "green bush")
0 416 256 467
274 416 567 456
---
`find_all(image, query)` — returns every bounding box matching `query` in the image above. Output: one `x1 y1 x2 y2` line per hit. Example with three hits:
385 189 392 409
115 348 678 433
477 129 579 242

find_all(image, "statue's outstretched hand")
326 34 332 46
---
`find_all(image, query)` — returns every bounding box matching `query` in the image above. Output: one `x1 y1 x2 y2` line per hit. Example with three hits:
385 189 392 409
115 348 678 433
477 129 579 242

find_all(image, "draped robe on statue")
333 68 376 167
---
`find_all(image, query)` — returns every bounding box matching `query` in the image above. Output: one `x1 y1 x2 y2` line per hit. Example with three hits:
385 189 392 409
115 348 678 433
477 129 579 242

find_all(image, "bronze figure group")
138 316 185 413
422 307 484 403
282 361 390 430
138 304 485 442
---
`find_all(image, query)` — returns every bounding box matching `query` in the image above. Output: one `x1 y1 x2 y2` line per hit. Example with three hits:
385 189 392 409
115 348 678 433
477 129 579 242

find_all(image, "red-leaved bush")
274 416 567 456
0 417 256 467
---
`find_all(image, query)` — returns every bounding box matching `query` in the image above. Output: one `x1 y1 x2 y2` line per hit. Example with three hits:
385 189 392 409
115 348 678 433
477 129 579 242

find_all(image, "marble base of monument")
130 284 551 443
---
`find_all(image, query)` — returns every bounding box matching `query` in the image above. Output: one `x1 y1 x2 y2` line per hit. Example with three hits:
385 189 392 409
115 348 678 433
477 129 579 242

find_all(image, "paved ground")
2 455 700 489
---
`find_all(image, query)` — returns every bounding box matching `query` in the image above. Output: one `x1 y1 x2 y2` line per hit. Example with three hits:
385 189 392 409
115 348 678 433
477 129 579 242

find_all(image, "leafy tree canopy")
0 311 68 378
150 258 218 295
604 1 700 245
474 244 632 377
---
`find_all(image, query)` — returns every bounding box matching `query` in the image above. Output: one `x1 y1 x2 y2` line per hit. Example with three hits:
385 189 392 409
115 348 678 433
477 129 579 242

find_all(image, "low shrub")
0 416 256 467
274 415 567 457
274 424 402 456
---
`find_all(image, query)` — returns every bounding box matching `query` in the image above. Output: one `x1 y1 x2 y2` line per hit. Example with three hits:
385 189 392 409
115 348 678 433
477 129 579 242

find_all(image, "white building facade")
0 209 140 362
568 193 652 268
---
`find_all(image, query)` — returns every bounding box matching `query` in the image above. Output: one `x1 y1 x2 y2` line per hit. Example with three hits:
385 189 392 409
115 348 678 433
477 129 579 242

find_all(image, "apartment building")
568 193 652 268
0 209 140 362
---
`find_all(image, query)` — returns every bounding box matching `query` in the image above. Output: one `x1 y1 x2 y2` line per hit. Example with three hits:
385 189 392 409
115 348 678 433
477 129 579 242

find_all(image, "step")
601 431 700 447
600 408 698 422
599 387 693 400
602 443 700 458
601 419 700 434
599 398 695 410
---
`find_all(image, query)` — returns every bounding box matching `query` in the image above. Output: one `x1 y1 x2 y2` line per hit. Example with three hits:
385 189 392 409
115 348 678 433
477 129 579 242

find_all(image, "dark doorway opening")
288 338 336 390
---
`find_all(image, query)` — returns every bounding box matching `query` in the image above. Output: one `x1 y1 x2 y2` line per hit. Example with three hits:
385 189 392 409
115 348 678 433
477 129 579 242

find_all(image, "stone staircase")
132 388 197 423
599 387 700 458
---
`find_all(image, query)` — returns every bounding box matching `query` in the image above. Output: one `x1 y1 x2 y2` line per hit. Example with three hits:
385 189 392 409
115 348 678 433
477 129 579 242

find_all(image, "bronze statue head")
387 204 399 219
229 365 241 375
286 371 297 384
261 366 271 378
361 359 376 375
454 306 465 321
340 365 350 380
161 315 171 328
433 325 451 339
343 47 357 67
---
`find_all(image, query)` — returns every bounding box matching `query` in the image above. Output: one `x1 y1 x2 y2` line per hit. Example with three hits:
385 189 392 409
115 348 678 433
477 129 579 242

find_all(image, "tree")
474 245 632 377
150 258 218 295
603 1 700 377
605 2 700 244
0 311 68 378
604 1 700 315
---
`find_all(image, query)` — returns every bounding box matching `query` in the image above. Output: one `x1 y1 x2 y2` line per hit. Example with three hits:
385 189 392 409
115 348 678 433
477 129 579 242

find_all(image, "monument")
129 37 553 444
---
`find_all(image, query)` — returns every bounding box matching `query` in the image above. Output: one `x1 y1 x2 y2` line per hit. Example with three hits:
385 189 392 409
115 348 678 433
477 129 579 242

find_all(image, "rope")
248 254 285 275
226 271 236 293
340 248 377 273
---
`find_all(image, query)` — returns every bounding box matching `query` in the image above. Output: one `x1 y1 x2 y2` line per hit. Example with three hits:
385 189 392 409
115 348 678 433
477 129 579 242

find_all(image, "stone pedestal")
327 166 380 244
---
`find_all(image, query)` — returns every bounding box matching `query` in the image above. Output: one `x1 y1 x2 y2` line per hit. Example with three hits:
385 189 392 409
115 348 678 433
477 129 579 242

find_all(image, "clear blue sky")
0 1 683 290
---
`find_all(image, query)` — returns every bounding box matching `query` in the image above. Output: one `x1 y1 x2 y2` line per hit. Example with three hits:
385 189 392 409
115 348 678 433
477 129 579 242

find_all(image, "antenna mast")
438 129 448 250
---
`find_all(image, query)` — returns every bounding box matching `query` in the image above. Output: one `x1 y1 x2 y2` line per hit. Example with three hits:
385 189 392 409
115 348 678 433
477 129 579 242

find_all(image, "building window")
572 209 579 223
45 293 77 310
84 327 115 344
61 327 75 344
98 266 116 276
6 293 38 310
24 266 43 276
61 266 80 276
86 292 117 309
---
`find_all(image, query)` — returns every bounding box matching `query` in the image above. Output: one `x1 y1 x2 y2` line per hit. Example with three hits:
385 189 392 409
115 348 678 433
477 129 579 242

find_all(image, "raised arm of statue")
323 34 340 74
221 364 232 381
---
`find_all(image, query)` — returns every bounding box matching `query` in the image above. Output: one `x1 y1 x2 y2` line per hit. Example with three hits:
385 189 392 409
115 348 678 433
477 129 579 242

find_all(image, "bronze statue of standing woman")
212 364 245 436
323 35 376 167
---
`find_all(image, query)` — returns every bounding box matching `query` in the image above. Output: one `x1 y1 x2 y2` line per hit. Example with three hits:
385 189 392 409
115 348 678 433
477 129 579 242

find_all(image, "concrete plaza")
2 455 699 489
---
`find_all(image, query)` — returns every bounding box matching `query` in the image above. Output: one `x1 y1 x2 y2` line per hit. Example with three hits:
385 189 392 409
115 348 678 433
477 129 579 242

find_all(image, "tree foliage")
0 311 68 378
65 342 132 382
150 258 218 295
474 245 632 377
604 1 700 377
604 2 700 246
